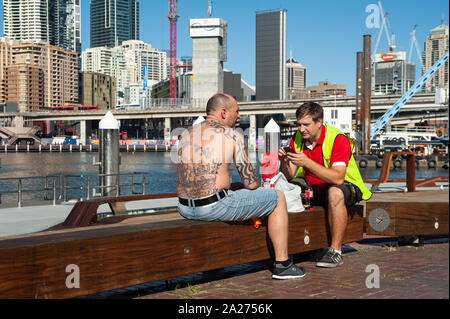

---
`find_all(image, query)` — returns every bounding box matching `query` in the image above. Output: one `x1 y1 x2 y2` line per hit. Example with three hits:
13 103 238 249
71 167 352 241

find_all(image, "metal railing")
388 126 437 134
0 172 148 208
0 175 59 208
62 172 147 202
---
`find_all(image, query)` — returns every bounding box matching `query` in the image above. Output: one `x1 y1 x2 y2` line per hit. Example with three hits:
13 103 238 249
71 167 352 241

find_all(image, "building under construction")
189 17 228 106
373 51 416 95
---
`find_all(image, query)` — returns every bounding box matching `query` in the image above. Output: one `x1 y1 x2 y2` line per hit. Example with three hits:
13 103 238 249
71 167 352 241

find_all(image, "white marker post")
99 111 120 197
261 118 280 185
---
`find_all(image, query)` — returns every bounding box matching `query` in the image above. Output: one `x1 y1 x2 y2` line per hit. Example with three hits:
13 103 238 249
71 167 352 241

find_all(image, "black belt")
179 189 229 207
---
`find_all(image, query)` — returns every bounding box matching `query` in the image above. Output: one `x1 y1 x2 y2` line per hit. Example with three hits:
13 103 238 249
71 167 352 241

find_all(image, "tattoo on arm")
236 161 260 186
234 131 260 188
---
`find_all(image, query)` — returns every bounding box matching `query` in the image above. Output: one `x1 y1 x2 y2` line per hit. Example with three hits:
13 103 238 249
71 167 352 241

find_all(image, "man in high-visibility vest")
279 102 372 268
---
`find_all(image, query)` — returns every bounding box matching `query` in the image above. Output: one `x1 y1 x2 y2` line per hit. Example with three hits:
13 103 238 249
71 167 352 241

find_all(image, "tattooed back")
177 120 235 198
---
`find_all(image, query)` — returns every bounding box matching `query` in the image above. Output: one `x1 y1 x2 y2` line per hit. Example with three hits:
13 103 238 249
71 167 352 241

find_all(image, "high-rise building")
286 57 307 99
3 0 50 43
373 51 415 95
49 0 82 57
0 37 17 104
422 19 449 92
82 40 167 103
255 9 287 101
3 0 81 56
0 38 79 110
3 64 44 112
190 18 228 105
90 0 140 48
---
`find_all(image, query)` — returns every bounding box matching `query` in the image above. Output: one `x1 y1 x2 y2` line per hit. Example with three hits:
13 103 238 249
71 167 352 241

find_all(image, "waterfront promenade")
135 235 449 299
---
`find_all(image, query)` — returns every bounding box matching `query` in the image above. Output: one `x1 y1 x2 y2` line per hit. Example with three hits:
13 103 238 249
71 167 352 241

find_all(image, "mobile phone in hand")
283 146 294 153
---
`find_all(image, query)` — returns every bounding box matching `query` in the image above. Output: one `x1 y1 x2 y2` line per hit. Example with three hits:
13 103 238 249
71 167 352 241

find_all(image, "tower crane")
372 0 396 59
408 24 422 69
168 0 178 102
370 51 449 139
207 0 213 17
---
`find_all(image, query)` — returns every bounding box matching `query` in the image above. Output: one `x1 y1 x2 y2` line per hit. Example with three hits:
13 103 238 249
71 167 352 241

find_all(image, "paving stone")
135 239 448 300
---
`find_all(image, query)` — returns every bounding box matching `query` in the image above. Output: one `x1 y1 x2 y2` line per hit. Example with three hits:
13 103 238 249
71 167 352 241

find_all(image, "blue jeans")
177 188 279 222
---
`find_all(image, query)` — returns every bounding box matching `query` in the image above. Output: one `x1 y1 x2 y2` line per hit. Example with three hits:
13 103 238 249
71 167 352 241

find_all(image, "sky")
1 0 448 96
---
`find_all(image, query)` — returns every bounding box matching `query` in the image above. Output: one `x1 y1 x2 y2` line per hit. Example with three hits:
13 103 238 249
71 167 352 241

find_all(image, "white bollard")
99 111 120 197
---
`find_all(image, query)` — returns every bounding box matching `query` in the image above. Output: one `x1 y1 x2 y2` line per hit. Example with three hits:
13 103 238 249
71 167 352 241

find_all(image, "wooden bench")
365 190 449 237
0 195 364 298
362 152 449 238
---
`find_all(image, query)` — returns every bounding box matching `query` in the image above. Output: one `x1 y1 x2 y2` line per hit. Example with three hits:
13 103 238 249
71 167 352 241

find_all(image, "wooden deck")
368 189 449 203
0 188 448 299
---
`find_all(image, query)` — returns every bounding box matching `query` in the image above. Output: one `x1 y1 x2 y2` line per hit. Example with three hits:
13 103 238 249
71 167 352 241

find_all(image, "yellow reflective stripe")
293 131 305 178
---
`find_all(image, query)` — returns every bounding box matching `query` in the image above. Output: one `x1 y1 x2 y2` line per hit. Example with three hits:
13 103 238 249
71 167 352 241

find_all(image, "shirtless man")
176 93 305 280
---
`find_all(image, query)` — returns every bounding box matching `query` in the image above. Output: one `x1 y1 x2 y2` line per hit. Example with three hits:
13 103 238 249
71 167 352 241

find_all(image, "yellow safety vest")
293 122 372 200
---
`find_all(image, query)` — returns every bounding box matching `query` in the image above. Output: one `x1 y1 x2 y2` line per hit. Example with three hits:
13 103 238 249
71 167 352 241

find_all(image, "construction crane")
408 24 422 69
207 0 213 17
168 0 178 102
372 1 396 58
370 51 449 140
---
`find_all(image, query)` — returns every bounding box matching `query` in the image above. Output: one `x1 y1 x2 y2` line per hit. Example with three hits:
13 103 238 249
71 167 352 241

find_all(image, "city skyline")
1 0 448 96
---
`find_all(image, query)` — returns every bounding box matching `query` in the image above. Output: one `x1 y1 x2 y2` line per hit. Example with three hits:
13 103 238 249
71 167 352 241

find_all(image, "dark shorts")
312 183 363 208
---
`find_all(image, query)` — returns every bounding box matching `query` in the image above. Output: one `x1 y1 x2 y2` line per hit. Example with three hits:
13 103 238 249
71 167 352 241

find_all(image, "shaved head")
206 93 234 115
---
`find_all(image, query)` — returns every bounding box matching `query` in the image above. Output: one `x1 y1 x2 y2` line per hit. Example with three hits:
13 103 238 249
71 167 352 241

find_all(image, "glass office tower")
90 0 140 48
255 9 287 101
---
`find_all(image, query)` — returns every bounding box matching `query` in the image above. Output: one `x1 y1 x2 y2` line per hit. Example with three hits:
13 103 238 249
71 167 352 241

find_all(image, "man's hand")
284 150 347 186
278 147 299 180
286 151 311 168
278 147 290 163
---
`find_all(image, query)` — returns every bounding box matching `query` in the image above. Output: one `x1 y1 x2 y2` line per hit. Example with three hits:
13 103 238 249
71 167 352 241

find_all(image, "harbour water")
0 152 448 206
